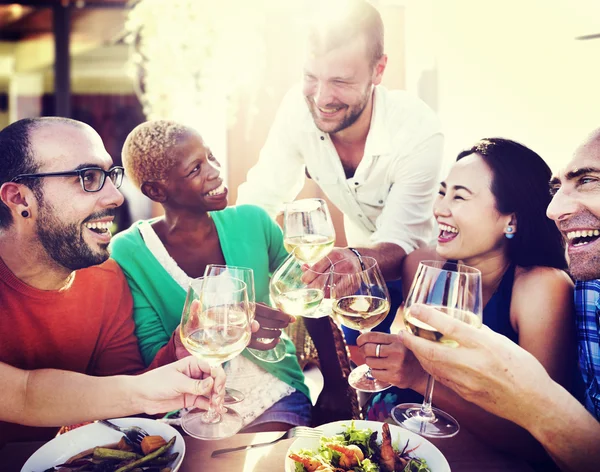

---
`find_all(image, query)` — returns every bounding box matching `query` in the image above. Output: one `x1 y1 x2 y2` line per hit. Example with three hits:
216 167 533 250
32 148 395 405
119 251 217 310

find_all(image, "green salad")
289 421 431 472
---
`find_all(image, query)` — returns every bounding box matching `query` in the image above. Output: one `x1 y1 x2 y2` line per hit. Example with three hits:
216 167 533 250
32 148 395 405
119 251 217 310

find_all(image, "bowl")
21 417 185 472
285 419 450 472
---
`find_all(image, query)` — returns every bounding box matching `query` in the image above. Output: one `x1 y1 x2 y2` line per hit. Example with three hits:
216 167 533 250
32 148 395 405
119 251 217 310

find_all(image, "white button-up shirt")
237 84 444 253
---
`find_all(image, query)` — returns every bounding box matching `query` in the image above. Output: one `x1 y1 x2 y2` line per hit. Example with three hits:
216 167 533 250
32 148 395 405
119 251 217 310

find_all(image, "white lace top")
138 221 295 426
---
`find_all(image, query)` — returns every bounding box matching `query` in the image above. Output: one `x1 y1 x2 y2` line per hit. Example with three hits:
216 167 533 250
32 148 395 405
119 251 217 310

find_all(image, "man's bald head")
0 117 92 229
576 127 600 159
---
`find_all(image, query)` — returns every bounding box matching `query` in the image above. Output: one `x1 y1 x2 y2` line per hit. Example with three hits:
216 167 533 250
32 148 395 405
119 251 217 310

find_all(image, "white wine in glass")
204 264 287 365
331 295 390 331
270 248 331 319
181 309 251 363
179 276 251 440
203 264 255 403
283 198 335 265
330 256 392 392
404 306 482 347
391 260 483 438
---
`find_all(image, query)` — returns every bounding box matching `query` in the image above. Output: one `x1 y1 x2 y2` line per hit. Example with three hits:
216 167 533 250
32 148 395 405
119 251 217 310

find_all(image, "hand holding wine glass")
391 260 483 438
330 256 392 392
179 275 252 440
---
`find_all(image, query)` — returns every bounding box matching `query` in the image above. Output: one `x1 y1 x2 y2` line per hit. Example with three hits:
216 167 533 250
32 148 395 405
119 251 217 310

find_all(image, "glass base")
348 363 391 392
391 403 460 438
181 408 243 440
246 342 287 363
224 388 244 405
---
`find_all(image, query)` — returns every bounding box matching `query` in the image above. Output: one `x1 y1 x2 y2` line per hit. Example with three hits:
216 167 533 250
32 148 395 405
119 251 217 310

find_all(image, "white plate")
285 420 450 472
21 417 185 472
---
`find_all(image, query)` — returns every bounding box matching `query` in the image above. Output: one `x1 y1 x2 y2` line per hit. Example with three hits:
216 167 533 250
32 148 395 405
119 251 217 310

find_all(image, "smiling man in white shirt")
237 0 443 285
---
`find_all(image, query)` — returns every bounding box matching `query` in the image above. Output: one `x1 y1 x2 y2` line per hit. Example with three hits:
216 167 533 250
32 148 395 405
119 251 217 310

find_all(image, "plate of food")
285 420 450 472
21 417 185 472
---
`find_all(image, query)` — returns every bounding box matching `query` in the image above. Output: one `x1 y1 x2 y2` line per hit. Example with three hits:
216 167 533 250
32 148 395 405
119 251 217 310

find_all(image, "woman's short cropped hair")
457 138 566 270
121 120 191 189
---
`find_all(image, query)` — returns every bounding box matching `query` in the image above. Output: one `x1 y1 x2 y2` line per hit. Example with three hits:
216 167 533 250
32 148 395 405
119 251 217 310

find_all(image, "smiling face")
302 34 385 135
29 122 124 270
547 132 600 280
434 154 512 264
161 131 228 213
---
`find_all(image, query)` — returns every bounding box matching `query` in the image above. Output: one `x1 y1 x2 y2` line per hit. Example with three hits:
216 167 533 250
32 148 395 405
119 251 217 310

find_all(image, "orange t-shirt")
0 258 146 445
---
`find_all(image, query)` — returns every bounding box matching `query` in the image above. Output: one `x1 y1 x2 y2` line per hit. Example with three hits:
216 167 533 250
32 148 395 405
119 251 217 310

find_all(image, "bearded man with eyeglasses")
0 117 208 446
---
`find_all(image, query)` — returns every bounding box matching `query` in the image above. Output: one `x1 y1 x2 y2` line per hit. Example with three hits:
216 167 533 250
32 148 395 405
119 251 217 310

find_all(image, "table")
2 428 535 472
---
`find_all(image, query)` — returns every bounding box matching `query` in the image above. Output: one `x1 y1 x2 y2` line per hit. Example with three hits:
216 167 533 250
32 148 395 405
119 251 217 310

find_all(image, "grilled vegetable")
114 436 176 472
93 447 141 461
140 435 168 455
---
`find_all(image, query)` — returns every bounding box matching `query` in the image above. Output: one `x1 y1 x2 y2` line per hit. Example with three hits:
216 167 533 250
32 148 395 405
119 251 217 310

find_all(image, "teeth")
566 229 600 240
85 221 111 231
318 106 341 113
438 223 459 234
206 183 226 197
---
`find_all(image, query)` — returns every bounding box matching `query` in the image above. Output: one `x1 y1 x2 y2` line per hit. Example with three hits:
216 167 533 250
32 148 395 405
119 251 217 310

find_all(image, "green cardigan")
110 204 308 398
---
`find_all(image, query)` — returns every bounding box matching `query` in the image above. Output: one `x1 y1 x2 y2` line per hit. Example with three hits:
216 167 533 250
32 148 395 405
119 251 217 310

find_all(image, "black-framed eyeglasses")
10 166 125 193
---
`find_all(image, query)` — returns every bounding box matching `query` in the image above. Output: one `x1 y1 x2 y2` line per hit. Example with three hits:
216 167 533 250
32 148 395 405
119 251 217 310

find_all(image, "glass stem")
361 329 376 381
199 363 222 424
201 404 221 424
419 374 437 421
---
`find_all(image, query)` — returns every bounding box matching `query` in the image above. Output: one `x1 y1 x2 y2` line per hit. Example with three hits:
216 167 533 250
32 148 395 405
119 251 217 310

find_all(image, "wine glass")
391 260 483 438
329 256 392 392
270 248 332 319
204 265 285 366
283 198 335 265
179 275 252 440
254 249 334 363
203 265 255 404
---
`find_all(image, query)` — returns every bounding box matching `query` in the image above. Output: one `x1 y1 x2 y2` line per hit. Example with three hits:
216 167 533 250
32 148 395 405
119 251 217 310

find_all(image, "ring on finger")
375 343 382 358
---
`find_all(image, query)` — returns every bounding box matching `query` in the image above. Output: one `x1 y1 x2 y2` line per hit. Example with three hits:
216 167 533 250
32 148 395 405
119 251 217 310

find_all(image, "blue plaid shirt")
574 280 600 420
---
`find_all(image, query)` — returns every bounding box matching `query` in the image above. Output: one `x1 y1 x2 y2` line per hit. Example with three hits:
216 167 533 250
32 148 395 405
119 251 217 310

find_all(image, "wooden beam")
53 3 70 116
12 8 127 73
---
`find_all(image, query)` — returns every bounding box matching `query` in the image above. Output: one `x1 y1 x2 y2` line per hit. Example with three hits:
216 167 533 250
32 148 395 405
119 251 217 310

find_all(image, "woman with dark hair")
358 138 574 463
455 138 566 270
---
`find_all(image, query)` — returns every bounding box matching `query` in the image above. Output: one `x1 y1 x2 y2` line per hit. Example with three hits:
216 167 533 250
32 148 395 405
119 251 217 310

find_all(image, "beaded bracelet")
348 247 366 270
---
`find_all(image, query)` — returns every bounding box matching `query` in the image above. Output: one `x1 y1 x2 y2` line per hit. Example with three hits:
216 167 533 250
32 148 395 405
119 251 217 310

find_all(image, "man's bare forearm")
524 381 600 472
351 242 406 280
12 368 134 426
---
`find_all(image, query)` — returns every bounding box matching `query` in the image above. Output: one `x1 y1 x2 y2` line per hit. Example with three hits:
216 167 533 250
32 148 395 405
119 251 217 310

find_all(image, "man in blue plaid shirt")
574 280 600 421
399 128 600 472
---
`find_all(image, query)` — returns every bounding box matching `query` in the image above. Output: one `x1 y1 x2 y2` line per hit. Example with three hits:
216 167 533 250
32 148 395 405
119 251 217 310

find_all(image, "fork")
96 419 149 447
211 426 322 457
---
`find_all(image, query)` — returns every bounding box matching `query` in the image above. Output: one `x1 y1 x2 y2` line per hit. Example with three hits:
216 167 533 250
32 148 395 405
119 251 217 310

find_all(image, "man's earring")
505 226 514 239
21 210 29 218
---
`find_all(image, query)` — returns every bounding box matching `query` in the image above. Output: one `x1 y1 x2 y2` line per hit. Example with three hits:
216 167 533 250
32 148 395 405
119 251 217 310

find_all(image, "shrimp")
379 422 396 472
289 453 334 472
325 443 364 469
